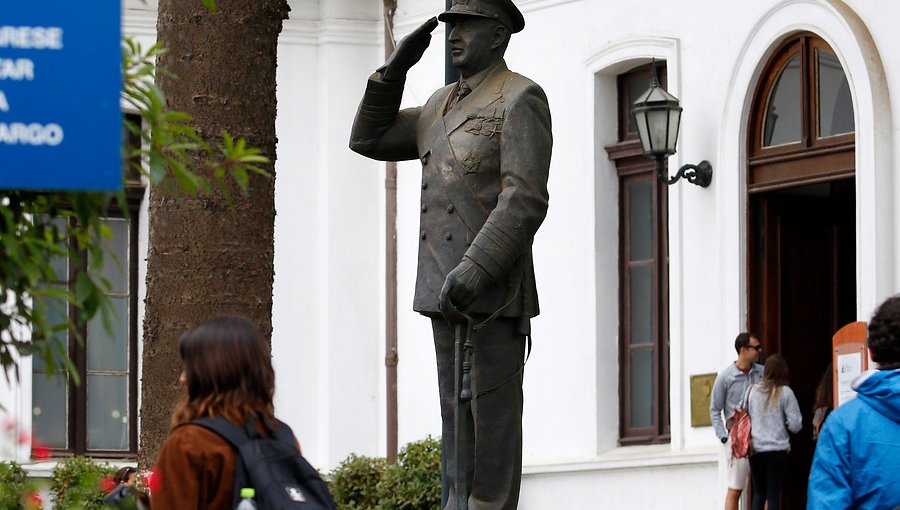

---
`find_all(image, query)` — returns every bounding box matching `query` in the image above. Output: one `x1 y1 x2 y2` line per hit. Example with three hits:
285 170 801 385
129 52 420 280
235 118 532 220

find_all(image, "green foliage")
0 35 271 384
0 461 27 505
0 191 117 386
376 436 441 510
121 39 269 200
0 461 39 509
329 436 441 510
200 0 219 13
49 457 115 510
329 454 387 510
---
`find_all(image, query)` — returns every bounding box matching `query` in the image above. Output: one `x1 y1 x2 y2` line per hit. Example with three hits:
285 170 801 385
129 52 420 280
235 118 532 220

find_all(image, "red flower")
100 475 116 493
31 439 51 461
144 468 161 493
25 492 42 509
17 430 30 445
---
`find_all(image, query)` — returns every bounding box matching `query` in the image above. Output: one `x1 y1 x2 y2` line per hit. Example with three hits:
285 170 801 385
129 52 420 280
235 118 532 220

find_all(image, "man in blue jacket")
807 295 900 509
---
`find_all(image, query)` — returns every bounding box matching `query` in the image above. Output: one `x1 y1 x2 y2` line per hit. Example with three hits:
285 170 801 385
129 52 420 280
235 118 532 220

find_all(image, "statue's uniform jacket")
350 60 552 320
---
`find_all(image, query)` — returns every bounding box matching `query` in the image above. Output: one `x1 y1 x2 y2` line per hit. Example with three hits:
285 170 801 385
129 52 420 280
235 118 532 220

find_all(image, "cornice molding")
394 0 582 34
120 0 582 49
584 36 680 72
122 8 157 39
280 19 319 46
518 0 582 13
522 447 718 475
120 11 381 48
280 18 380 47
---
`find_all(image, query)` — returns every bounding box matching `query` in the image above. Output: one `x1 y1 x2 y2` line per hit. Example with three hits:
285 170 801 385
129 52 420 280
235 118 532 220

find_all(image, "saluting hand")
382 17 439 82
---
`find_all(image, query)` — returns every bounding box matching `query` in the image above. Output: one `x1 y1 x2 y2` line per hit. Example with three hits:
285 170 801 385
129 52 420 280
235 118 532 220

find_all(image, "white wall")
352 0 898 504
390 0 448 451
520 454 718 510
272 0 384 468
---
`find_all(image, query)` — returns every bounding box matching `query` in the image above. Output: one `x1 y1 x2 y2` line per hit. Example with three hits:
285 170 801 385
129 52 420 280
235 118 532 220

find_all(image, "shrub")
0 462 40 510
329 454 386 510
329 436 441 510
376 436 441 510
49 456 115 510
0 461 27 508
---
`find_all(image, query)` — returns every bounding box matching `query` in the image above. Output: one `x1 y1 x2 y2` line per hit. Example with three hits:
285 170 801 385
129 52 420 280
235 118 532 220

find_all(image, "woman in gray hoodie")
747 354 802 510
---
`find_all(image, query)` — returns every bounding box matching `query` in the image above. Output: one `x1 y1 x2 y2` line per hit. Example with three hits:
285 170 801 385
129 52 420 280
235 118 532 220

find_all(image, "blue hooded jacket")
807 369 900 509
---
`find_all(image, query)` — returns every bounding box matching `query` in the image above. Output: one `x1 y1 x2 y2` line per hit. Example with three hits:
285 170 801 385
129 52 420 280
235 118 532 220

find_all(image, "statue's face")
447 17 501 77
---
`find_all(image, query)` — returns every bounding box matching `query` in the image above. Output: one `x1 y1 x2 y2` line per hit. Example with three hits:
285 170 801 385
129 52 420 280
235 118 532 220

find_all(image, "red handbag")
727 385 754 458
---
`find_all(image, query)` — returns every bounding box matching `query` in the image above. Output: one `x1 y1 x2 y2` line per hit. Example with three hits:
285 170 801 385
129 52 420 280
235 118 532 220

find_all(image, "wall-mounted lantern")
632 61 713 187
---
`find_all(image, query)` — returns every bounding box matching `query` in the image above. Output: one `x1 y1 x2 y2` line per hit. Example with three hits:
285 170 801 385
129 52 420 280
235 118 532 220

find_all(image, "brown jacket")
350 60 552 320
151 424 236 510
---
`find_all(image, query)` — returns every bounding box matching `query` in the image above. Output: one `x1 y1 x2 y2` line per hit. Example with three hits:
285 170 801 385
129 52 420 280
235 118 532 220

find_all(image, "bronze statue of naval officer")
350 1 551 508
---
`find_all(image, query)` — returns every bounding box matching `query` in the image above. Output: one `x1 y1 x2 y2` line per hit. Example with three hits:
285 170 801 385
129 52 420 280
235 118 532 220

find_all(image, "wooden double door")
747 178 856 508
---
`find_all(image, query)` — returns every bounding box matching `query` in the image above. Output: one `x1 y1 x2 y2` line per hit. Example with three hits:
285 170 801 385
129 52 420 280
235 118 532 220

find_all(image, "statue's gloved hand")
382 17 439 82
439 257 493 317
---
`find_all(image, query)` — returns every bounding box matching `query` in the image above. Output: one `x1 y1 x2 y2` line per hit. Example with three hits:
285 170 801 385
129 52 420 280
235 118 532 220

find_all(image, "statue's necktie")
452 80 471 109
457 80 471 100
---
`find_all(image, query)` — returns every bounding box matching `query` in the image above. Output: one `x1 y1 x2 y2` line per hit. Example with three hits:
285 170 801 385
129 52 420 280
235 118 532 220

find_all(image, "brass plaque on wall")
690 373 718 427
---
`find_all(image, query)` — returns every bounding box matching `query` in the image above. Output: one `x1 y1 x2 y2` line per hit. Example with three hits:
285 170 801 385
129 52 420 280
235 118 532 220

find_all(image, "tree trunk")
138 0 289 467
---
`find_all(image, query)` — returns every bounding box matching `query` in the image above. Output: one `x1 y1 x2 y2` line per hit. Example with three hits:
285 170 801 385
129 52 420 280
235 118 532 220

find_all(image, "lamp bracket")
656 159 713 187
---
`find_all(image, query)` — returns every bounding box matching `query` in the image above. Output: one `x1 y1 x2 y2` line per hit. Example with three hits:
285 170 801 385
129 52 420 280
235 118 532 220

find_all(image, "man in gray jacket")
710 332 764 510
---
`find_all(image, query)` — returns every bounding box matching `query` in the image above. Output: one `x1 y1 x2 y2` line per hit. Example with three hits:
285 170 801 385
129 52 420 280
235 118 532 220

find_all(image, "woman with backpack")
151 316 278 509
151 316 334 510
747 354 803 510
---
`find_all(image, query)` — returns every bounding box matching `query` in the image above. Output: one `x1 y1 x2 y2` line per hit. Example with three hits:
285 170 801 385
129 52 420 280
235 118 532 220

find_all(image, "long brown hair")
170 315 275 428
760 354 790 411
813 363 833 411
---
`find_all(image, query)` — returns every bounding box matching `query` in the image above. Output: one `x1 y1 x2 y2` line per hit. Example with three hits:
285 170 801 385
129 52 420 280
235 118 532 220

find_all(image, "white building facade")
3 0 898 508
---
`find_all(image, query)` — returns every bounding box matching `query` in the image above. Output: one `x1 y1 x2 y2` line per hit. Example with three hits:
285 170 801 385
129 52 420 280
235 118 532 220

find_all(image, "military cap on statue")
438 0 526 34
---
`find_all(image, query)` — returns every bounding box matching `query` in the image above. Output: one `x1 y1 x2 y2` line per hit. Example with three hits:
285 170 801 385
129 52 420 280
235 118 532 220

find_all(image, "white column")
272 0 384 469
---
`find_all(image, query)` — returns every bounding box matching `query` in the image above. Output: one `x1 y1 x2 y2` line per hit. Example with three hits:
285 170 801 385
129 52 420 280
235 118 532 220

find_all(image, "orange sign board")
832 322 868 408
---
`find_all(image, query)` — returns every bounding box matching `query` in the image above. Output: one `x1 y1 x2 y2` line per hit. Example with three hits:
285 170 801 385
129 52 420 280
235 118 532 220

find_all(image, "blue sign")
0 3 122 191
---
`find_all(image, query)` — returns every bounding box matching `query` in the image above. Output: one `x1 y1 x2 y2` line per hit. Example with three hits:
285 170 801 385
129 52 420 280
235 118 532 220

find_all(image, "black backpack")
191 416 337 510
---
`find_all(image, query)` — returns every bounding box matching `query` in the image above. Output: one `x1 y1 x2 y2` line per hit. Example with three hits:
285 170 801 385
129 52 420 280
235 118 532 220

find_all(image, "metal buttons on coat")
445 233 453 241
447 205 454 214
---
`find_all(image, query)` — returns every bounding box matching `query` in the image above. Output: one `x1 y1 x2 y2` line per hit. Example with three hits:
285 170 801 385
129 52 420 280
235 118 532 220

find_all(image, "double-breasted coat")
350 60 551 322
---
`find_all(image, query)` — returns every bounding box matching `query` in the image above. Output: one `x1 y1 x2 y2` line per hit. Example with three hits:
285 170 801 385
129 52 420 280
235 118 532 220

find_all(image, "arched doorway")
747 32 856 508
